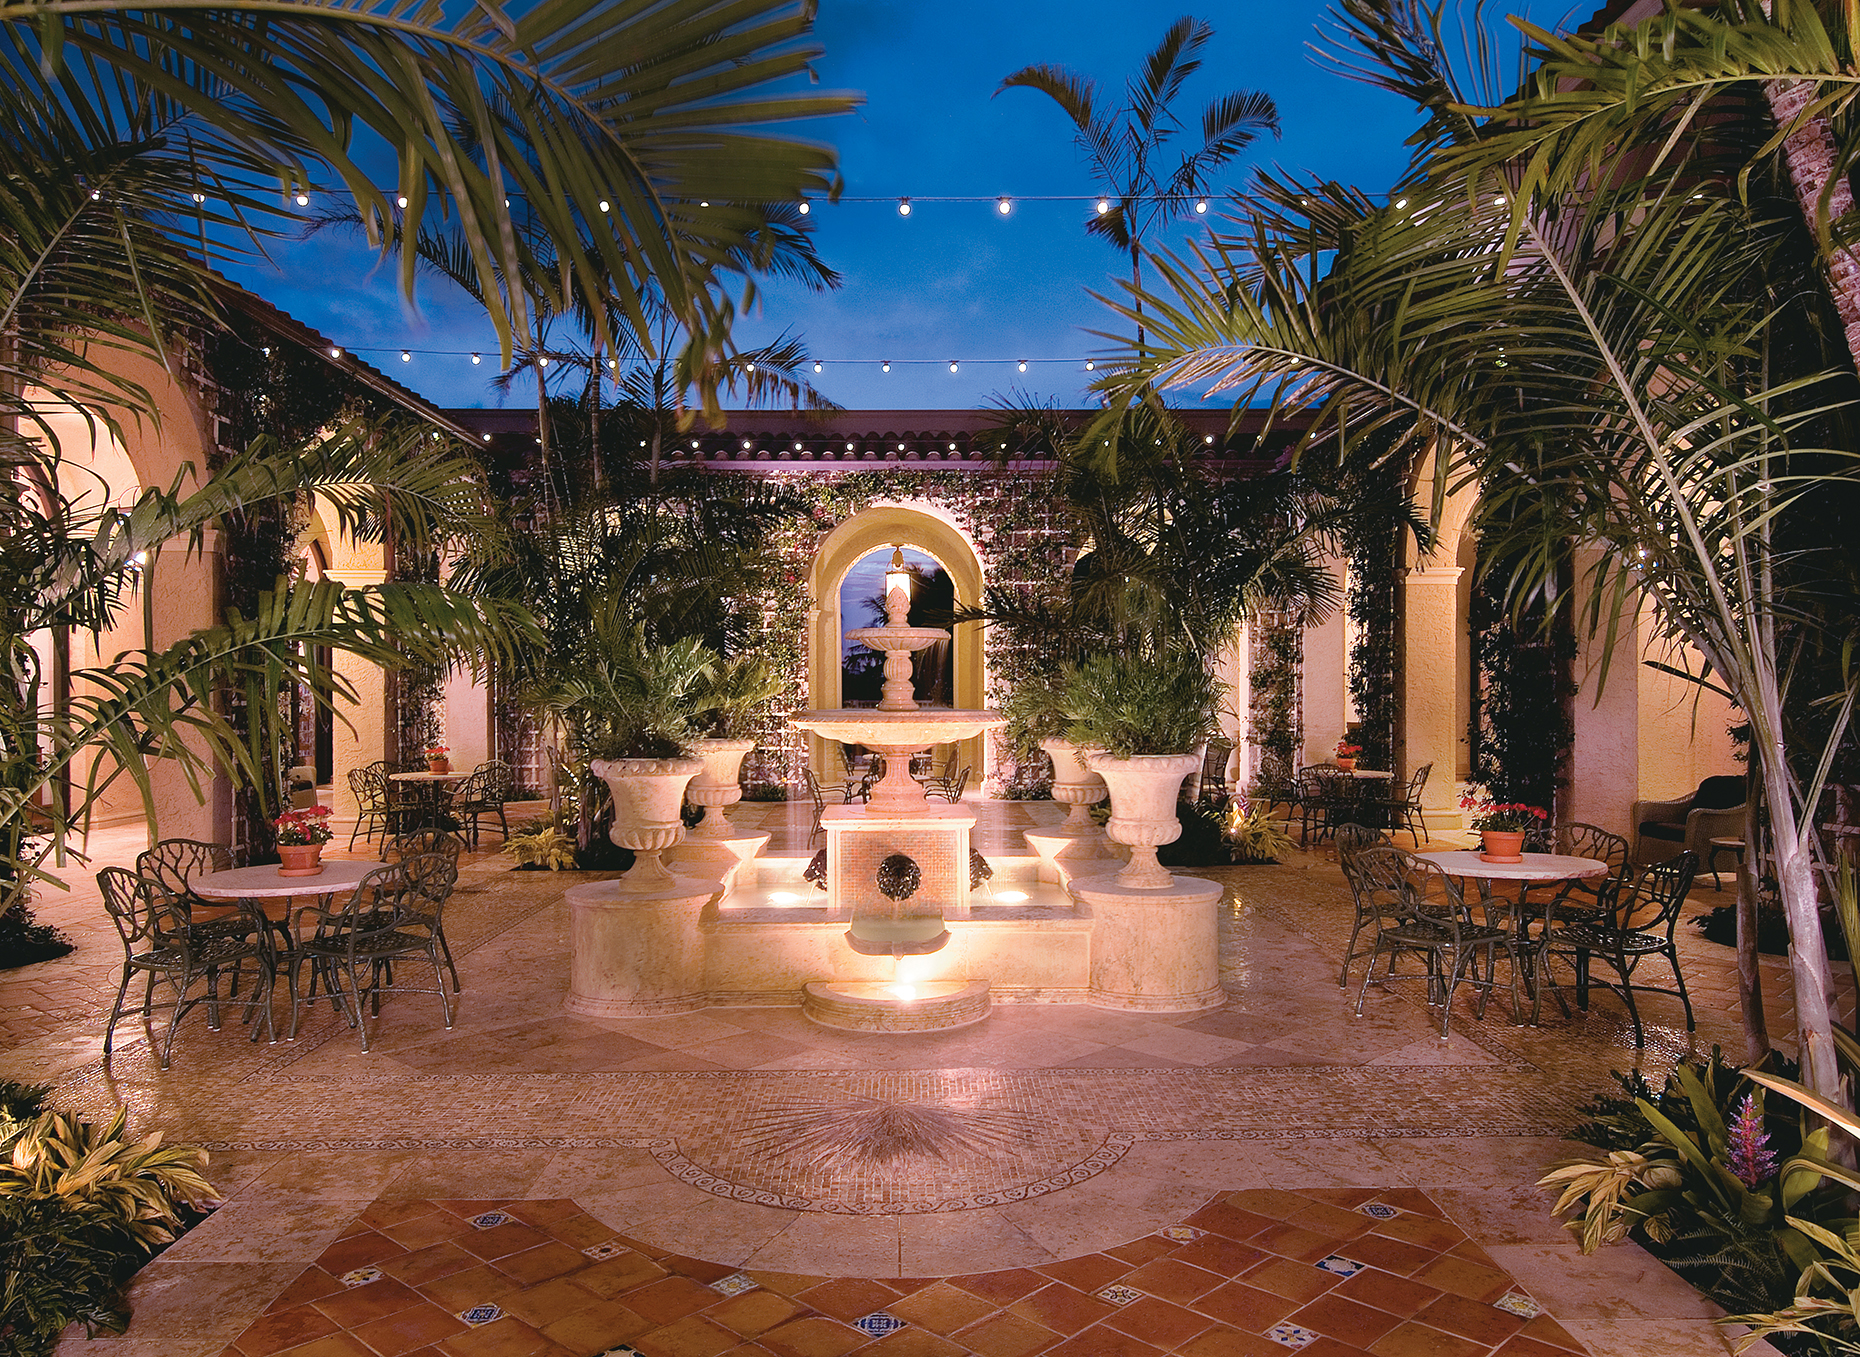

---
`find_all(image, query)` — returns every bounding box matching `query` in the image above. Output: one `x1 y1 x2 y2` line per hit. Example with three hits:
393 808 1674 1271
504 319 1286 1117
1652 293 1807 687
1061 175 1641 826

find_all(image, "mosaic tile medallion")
852 1311 906 1337
1315 1254 1365 1277
582 1239 625 1259
1266 1321 1321 1348
1158 1224 1206 1242
1496 1290 1545 1318
709 1271 758 1296
1359 1200 1401 1219
337 1266 381 1288
468 1209 512 1229
1095 1283 1145 1306
457 1303 504 1327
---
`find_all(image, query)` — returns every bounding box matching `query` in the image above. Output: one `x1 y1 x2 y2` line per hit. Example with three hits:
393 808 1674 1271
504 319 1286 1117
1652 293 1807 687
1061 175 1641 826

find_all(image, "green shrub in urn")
1059 651 1222 757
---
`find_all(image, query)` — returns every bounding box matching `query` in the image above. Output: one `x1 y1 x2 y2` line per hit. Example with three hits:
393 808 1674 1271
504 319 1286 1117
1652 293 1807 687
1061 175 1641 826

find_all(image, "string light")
798 201 810 215
537 355 548 367
397 195 408 207
996 197 1012 215
598 199 610 212
1394 198 1407 209
329 347 342 358
192 192 205 203
296 192 310 206
949 360 958 373
1018 360 1027 372
1085 360 1095 371
813 361 822 373
1096 199 1109 214
400 350 411 362
90 190 101 200
882 360 890 372
1194 199 1208 213
897 198 911 216
293 345 1120 374
471 353 481 365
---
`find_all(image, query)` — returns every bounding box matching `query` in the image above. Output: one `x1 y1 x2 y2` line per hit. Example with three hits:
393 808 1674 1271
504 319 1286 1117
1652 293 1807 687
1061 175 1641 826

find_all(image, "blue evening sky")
220 1 1559 413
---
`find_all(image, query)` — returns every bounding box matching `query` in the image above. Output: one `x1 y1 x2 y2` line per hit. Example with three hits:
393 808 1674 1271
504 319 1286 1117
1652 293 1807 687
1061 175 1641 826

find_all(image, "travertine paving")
0 803 1810 1355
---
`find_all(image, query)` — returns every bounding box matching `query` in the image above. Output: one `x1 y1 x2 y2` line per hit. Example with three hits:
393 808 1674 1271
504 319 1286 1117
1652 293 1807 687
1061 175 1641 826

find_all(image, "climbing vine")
1340 459 1404 775
1469 532 1575 816
1247 609 1303 791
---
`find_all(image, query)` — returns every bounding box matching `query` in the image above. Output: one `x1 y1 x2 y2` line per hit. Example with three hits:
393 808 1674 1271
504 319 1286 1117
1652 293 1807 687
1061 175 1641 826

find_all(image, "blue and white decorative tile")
852 1312 906 1338
710 1272 758 1297
1315 1254 1365 1277
1495 1291 1543 1319
1358 1201 1401 1220
456 1303 504 1327
1094 1283 1145 1306
467 1210 511 1230
1157 1224 1205 1243
582 1239 625 1259
595 1347 645 1357
337 1267 381 1288
1266 1322 1320 1349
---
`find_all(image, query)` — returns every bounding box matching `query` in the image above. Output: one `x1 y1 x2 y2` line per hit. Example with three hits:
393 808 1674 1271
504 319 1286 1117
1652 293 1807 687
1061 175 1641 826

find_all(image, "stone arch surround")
803 501 990 778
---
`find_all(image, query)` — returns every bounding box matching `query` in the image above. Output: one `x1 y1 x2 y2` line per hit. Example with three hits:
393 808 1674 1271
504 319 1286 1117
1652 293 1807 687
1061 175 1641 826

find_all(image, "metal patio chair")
1336 825 1398 987
453 759 514 847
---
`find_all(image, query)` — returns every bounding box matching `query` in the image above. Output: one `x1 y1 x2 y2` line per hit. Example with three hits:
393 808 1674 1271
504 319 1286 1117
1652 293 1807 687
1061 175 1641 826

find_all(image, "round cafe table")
390 770 467 831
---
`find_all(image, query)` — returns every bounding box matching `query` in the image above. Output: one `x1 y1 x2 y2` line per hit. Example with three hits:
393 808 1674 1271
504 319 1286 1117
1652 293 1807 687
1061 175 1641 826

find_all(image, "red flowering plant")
1458 788 1547 834
1335 741 1362 758
273 806 334 846
423 745 449 759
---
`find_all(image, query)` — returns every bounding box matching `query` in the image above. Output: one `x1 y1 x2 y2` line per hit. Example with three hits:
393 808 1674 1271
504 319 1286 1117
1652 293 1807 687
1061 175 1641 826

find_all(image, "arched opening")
838 545 955 708
805 504 987 782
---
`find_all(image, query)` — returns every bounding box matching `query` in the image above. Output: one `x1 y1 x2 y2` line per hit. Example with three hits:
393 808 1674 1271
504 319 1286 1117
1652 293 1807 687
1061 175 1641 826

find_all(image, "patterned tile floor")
221 1188 1585 1357
1 802 1822 1355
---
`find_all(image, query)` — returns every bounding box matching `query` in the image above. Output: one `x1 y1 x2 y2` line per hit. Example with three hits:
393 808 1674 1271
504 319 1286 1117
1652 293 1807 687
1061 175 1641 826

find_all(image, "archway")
805 504 987 781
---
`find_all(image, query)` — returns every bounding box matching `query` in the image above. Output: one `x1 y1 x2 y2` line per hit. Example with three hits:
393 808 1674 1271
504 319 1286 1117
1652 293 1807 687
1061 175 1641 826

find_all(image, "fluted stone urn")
592 756 703 890
1041 737 1107 831
1087 751 1202 890
687 738 756 837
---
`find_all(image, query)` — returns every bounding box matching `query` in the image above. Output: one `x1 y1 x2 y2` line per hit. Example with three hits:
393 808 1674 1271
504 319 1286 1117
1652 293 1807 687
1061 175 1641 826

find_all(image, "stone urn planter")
686 738 756 838
592 756 703 889
1087 751 1202 890
1041 737 1106 831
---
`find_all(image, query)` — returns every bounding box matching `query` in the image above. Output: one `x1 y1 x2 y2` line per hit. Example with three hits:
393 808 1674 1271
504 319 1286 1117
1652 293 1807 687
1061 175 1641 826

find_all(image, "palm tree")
1093 0 1860 1104
998 16 1279 345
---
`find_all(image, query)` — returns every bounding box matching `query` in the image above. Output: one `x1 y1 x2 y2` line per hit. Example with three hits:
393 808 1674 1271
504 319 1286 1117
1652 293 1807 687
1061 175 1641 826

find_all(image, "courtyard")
0 802 1813 1357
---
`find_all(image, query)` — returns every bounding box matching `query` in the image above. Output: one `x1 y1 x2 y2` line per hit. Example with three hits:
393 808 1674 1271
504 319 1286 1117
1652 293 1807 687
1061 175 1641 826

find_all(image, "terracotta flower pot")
427 758 450 775
687 738 755 838
277 843 325 877
1087 751 1202 890
1480 830 1526 863
1335 757 1356 773
592 756 703 889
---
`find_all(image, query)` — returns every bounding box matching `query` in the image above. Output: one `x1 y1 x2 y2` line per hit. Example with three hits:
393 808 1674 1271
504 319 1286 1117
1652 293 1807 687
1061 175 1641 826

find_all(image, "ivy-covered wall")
1247 609 1303 790
1469 534 1576 816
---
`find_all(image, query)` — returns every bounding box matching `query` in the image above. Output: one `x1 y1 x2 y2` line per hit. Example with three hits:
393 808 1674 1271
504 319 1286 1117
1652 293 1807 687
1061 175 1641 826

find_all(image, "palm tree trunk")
1738 794 1771 1066
1762 78 1860 370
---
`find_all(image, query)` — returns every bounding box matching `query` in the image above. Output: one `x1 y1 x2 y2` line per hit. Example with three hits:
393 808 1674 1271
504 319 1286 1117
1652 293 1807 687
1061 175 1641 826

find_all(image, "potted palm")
1460 788 1548 863
1002 673 1106 829
685 654 783 837
551 639 716 889
274 806 334 876
1062 651 1222 889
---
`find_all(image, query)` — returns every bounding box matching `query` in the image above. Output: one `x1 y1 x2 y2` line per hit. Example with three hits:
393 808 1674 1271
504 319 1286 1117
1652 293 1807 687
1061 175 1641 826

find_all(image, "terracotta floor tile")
1236 1258 1337 1306
706 1290 803 1338
1170 1236 1267 1278
454 1222 552 1262
503 1200 582 1230
230 1303 345 1357
1183 1202 1275 1244
350 1300 470 1356
1250 1223 1348 1266
1409 1258 1511 1306
1370 1217 1467 1254
432 1201 511 1217
1373 1192 1447 1220
364 1201 448 1230
384 1211 478 1251
1366 1322 1488 1357
266 1267 346 1314
1302 1339 1375 1357
1101 1294 1213 1347
633 1314 743 1357
1444 1241 1499 1269
1010 1282 1119 1336
627 1276 730 1325
494 1241 590 1286
664 1253 743 1284
1176 1325 1282 1357
1332 1271 1444 1319
268 1335 377 1357
317 1230 413 1276
949 1268 1053 1306
417 1263 526 1313
1103 1236 1180 1268
745 1272 830 1299
1037 1254 1136 1294
795 1277 906 1321
758 1315 870 1357
571 1252 673 1298
615 1233 675 1260
864 1328 969 1357
494 1274 606 1328
1043 1326 1166 1357
1120 1257 1227 1306
1519 1315 1585 1351
537 1298 654 1351
889 1279 939 1298
311 1275 423 1327
383 1242 483 1289
1412 1294 1527 1345
436 1314 571 1357
1190 1280 1298 1331
1287 1294 1402 1348
1224 1190 1319 1221
543 1213 617 1250
1287 1203 1375 1240
1301 1190 1382 1210
1336 1236 1438 1278
887 1281 997 1335
952 1311 1063 1357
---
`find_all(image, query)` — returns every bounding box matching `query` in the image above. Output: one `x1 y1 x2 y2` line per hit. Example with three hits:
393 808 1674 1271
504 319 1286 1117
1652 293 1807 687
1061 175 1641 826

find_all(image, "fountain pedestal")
564 876 719 1016
1070 871 1226 1013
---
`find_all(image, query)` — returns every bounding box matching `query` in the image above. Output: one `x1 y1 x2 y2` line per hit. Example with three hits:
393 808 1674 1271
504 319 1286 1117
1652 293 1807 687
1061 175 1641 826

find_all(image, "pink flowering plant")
1335 741 1362 758
1458 787 1547 834
273 806 333 846
424 745 449 759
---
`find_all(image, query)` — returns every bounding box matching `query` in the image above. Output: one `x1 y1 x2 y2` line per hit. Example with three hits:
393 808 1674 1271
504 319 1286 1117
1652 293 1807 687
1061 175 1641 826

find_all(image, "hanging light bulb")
262 347 271 357
1493 195 1507 205
1205 434 1215 444
537 355 549 368
400 350 411 362
1096 198 1110 214
482 433 491 442
90 189 101 200
745 362 756 373
295 192 310 206
882 360 890 372
608 357 617 370
996 197 1012 215
1394 197 1407 209
192 192 205 203
798 200 810 215
329 347 342 358
1085 360 1095 371
813 360 822 373
1194 198 1208 214
470 353 481 365
1018 360 1027 373
598 199 610 213
397 195 408 208
897 198 912 216
949 360 959 373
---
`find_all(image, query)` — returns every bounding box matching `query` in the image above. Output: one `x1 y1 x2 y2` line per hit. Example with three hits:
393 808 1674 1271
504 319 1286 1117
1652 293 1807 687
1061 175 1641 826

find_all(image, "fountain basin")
802 979 991 1032
791 708 1004 810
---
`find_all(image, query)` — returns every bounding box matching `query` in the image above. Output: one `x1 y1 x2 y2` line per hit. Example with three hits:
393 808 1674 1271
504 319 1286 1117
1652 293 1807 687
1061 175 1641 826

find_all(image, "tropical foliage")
1059 650 1222 757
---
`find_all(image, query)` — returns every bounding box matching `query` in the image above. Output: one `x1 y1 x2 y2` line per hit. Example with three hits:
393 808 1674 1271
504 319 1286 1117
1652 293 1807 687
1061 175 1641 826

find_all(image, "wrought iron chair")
1352 848 1522 1037
134 839 283 953
1522 822 1633 931
926 765 971 802
1297 766 1350 844
1335 825 1397 987
98 867 273 1067
1533 852 1698 1047
801 767 846 846
346 761 402 848
1374 762 1433 846
288 858 456 1050
453 759 514 847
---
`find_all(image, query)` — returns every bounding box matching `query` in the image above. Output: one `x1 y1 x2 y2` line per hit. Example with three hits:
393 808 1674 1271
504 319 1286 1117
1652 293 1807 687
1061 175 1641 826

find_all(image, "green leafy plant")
1059 651 1221 757
690 655 785 741
0 1085 48 1156
1221 797 1295 864
0 1194 133 1354
998 673 1073 760
541 635 718 761
503 827 577 871
0 1109 219 1253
